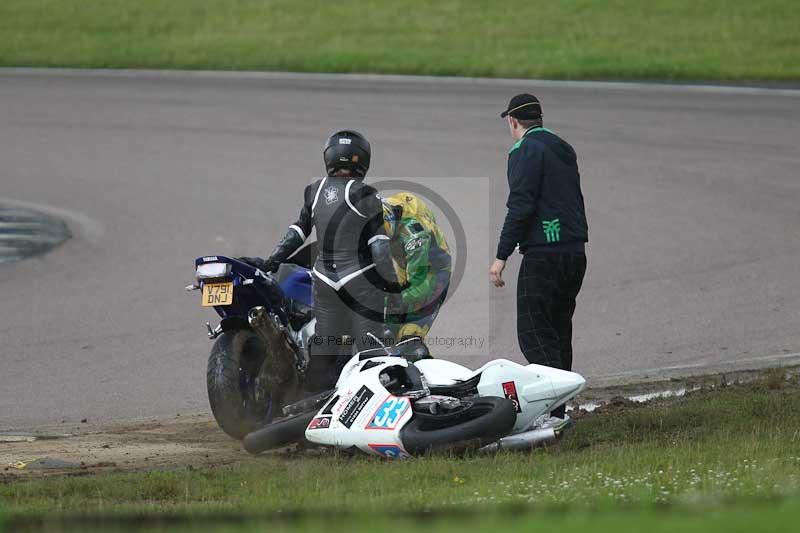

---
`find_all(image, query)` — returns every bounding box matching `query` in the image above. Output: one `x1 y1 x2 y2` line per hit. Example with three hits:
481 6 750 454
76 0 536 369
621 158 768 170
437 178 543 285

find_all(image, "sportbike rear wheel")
207 329 272 440
400 396 516 455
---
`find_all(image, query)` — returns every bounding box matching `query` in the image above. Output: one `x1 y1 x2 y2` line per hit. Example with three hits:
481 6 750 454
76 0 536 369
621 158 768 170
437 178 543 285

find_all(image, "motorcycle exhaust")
479 427 556 453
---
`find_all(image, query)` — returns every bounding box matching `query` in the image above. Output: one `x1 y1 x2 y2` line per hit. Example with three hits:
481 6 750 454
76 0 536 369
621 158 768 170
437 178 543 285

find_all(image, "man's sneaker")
539 414 573 432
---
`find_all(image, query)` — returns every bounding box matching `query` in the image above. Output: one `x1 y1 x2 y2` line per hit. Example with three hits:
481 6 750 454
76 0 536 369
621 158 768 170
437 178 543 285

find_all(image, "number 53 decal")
366 396 410 430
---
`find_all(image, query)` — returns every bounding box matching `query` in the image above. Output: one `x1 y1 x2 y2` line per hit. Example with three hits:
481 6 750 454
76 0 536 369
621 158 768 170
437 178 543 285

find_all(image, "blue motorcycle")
187 245 317 439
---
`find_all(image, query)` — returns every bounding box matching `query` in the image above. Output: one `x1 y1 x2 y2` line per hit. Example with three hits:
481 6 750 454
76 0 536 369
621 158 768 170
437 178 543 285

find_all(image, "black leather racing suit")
266 176 398 391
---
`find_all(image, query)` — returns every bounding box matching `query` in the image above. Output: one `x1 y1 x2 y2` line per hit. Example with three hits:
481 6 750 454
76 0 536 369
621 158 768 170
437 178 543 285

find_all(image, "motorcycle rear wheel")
401 396 516 455
207 329 272 440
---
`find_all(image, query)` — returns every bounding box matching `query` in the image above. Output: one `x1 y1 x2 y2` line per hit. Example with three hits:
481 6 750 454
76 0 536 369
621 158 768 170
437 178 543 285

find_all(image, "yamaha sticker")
502 381 521 413
339 385 374 428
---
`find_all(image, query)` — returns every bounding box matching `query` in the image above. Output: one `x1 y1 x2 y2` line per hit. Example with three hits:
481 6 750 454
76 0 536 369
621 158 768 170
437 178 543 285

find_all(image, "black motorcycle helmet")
323 130 371 178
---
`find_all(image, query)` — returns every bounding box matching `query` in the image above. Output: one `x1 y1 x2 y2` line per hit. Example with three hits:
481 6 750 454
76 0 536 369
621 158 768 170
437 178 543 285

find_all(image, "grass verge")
1 371 799 530
0 1 798 81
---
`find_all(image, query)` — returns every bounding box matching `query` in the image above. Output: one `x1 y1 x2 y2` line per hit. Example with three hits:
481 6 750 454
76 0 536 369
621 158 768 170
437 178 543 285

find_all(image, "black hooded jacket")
496 127 588 260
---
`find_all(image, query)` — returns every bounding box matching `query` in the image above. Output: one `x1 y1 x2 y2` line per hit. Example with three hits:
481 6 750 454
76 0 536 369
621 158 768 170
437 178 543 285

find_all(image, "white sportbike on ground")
244 339 585 457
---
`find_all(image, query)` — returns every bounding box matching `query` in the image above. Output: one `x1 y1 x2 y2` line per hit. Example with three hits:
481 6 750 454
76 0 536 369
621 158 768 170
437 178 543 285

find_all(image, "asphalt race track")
1 70 798 428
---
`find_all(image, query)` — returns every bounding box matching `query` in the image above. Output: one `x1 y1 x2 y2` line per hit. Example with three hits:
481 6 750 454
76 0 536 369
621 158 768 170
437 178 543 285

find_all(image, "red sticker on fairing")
308 416 331 430
502 381 521 413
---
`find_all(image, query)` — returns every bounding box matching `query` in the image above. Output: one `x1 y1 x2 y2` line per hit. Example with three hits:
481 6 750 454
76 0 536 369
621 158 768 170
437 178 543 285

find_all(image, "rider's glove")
385 292 407 323
384 281 405 294
261 257 281 273
237 256 280 273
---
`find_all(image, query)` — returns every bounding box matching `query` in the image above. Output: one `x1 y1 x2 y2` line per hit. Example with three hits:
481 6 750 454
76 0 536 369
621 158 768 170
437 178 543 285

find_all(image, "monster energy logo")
542 219 561 243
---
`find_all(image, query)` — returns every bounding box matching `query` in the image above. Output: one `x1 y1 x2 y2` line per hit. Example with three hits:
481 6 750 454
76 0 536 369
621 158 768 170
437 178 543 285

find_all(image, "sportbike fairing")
305 356 416 459
416 358 586 433
304 354 585 458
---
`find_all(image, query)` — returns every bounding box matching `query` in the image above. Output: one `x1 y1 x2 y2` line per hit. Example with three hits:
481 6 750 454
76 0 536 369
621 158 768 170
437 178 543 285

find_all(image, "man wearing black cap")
489 93 588 427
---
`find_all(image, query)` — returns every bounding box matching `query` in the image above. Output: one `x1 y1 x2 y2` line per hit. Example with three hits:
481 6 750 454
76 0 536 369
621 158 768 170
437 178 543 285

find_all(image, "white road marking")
594 351 800 381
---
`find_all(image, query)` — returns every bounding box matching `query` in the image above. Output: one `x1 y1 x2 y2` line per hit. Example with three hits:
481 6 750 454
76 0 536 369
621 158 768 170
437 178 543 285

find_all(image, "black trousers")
305 274 386 392
516 252 587 418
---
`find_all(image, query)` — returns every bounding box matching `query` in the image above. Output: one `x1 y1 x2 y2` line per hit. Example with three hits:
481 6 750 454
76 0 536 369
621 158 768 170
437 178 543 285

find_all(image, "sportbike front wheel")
242 411 317 454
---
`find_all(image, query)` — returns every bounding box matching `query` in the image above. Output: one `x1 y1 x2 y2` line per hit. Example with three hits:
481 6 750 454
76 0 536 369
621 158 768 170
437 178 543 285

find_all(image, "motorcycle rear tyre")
207 329 272 440
401 396 516 455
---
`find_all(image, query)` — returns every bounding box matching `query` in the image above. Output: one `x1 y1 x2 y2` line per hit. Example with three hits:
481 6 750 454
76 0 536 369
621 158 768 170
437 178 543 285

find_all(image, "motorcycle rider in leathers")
240 131 400 392
382 192 452 341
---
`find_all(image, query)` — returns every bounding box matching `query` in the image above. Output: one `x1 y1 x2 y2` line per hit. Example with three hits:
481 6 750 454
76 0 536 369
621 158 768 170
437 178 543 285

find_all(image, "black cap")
500 93 542 120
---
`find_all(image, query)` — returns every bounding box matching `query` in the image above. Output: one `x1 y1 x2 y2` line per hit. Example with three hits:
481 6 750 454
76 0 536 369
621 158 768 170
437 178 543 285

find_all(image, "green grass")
4 500 800 533
2 375 800 531
0 0 799 80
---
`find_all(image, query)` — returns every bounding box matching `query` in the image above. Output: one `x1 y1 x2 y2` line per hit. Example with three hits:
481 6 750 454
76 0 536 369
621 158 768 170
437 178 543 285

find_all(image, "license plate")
202 282 234 307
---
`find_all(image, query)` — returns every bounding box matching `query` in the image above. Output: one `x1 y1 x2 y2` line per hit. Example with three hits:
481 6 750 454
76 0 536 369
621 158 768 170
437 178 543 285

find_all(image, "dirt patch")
0 414 244 480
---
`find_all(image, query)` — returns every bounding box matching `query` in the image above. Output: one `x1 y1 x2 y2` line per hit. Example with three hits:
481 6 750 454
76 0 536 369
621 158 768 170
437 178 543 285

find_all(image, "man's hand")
489 259 506 288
